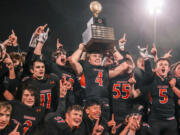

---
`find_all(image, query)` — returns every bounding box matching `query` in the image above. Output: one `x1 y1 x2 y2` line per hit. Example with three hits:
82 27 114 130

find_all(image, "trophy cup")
82 1 116 52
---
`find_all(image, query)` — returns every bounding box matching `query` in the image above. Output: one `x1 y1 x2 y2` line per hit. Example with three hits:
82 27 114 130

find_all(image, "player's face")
174 64 180 78
133 114 142 124
0 108 11 130
56 52 67 66
21 90 35 107
86 105 101 120
12 58 20 68
66 110 83 128
88 53 102 66
31 61 45 79
156 60 170 78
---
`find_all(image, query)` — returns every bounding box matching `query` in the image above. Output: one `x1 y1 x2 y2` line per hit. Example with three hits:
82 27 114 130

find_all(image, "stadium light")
147 0 164 43
147 0 163 15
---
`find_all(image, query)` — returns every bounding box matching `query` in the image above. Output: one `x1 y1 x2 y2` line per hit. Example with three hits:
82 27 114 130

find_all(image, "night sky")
0 0 180 62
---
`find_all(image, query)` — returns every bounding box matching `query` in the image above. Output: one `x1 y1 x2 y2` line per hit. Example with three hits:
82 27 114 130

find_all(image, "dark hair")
51 49 66 62
155 57 170 67
29 58 45 70
9 52 23 67
84 99 101 110
66 105 83 113
17 83 39 107
170 61 180 77
9 52 21 60
172 62 180 71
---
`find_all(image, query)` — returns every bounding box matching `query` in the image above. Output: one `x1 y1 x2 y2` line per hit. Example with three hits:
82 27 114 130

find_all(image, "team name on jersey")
116 81 128 84
40 89 51 94
62 73 72 78
93 68 104 72
24 115 36 121
157 85 169 89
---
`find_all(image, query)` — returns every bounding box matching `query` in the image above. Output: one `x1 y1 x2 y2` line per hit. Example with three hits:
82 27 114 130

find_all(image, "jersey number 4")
159 89 168 104
113 83 130 99
95 72 103 86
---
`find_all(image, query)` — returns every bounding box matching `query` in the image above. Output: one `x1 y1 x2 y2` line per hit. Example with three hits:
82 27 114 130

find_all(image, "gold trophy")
82 1 116 51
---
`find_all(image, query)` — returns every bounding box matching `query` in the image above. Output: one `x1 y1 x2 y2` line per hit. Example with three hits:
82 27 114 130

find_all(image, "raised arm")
109 61 129 79
138 45 154 85
151 43 158 63
109 47 129 78
34 24 49 56
128 75 141 98
162 49 172 60
69 43 84 76
118 33 127 52
3 54 16 100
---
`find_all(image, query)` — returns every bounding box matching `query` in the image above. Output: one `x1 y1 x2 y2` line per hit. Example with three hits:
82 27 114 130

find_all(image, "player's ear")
85 108 90 115
65 112 69 120
30 68 34 74
86 54 90 60
168 67 170 73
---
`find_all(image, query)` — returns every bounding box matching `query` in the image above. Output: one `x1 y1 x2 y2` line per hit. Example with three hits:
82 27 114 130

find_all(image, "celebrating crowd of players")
0 24 180 135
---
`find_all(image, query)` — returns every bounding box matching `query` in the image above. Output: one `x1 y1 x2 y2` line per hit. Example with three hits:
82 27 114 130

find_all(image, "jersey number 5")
159 89 168 104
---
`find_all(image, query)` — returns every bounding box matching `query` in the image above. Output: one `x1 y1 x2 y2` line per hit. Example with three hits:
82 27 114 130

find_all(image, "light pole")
147 0 163 44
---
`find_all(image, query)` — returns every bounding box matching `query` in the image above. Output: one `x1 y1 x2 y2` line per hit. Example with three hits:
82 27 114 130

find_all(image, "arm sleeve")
22 47 35 77
5 78 18 95
56 98 66 117
143 60 154 85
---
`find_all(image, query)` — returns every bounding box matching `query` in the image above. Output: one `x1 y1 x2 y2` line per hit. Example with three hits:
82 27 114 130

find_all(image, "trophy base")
85 39 116 52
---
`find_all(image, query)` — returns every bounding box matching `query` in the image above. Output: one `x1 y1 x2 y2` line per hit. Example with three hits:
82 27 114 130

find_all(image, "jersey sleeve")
45 113 72 135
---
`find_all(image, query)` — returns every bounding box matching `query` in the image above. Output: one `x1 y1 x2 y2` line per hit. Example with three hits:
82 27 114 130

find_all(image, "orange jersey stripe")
80 73 86 88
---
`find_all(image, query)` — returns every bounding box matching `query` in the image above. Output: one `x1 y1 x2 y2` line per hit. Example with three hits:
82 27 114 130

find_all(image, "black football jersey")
50 63 76 86
174 77 180 117
21 73 59 113
143 60 176 120
45 112 84 135
79 60 109 99
110 73 134 122
149 75 175 120
10 100 45 135
51 63 78 106
0 117 23 135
